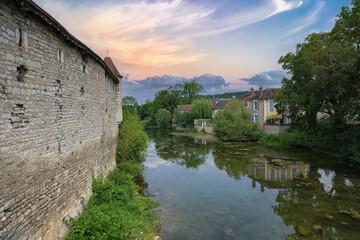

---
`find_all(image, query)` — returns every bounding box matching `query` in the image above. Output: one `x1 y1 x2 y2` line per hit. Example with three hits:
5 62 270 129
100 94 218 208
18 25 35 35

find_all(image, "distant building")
211 100 230 118
177 104 192 113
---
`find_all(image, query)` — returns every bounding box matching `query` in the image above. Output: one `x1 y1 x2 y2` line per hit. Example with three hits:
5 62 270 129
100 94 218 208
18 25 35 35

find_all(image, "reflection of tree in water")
212 142 262 180
151 131 212 169
273 167 360 239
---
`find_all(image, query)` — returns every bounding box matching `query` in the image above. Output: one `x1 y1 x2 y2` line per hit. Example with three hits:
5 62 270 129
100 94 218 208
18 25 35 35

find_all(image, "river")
142 130 360 240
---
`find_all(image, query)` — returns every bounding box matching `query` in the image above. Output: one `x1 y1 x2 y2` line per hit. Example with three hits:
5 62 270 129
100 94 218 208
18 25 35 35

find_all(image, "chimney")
212 96 216 104
250 87 254 96
259 86 263 97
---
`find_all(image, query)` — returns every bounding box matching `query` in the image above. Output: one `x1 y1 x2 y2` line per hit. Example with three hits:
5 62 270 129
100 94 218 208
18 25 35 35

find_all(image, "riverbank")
64 162 160 240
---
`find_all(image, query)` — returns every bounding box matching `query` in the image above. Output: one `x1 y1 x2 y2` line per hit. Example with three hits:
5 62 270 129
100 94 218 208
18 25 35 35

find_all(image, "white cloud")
287 1 325 35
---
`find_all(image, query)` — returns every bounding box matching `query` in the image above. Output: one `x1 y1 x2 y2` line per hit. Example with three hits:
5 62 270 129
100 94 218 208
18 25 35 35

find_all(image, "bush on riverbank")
260 121 360 164
65 111 159 240
213 99 262 141
117 111 148 163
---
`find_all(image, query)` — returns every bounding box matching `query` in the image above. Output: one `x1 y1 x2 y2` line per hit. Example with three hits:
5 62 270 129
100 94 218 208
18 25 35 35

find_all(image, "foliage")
271 0 360 164
213 99 262 141
173 108 196 128
137 81 205 125
122 96 138 115
117 111 148 163
137 100 150 119
64 162 159 240
155 108 172 128
266 113 282 120
260 120 360 164
190 99 212 119
122 96 138 108
276 0 360 129
182 80 204 100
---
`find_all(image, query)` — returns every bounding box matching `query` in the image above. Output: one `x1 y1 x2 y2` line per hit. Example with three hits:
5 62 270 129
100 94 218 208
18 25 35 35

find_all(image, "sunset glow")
34 0 351 101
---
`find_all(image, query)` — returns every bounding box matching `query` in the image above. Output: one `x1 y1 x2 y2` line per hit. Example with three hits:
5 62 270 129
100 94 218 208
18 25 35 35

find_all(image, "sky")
34 0 351 102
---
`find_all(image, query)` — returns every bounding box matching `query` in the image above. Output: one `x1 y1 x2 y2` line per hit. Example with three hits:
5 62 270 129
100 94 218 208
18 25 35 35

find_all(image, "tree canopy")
275 0 360 129
190 99 212 119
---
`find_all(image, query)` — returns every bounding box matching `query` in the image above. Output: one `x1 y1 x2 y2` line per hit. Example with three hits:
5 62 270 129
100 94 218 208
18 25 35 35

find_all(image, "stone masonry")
0 0 122 239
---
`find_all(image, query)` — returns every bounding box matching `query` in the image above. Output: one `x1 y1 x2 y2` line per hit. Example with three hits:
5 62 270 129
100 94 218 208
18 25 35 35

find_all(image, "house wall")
248 98 286 131
248 99 265 130
0 2 120 239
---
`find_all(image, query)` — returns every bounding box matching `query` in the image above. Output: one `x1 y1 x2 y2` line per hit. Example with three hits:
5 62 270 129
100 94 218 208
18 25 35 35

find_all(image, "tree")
183 80 204 101
155 109 172 128
190 99 212 119
152 90 178 114
122 96 138 107
276 0 360 130
122 96 138 115
213 99 262 141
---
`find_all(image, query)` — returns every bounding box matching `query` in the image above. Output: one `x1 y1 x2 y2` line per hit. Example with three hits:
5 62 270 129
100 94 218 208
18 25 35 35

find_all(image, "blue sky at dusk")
34 0 352 102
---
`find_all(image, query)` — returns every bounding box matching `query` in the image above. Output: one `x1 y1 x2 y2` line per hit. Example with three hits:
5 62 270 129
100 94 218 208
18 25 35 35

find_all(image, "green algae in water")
143 129 360 240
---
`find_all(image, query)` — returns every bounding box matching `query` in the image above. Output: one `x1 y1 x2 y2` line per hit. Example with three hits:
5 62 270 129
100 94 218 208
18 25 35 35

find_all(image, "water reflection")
144 130 360 239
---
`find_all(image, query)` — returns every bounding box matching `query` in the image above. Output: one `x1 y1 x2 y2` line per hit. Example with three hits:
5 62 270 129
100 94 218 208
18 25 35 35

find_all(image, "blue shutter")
251 101 254 111
269 100 274 111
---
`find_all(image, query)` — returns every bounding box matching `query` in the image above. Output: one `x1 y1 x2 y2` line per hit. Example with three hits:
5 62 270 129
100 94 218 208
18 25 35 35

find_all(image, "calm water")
143 130 360 240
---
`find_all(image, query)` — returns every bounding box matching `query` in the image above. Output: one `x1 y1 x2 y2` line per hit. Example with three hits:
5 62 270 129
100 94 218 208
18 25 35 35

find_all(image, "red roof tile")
104 57 122 78
177 105 192 112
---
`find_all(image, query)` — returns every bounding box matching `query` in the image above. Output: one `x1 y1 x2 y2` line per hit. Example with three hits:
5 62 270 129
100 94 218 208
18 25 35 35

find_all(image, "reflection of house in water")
248 158 309 191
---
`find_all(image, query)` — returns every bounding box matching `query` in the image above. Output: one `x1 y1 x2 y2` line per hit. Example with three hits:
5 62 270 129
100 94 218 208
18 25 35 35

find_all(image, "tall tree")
183 80 204 101
190 99 212 119
276 0 360 129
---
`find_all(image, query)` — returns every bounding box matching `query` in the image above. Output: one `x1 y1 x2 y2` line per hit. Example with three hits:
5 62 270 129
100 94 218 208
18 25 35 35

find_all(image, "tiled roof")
104 57 122 78
248 88 280 100
177 105 192 112
20 0 120 83
238 94 251 107
212 100 230 110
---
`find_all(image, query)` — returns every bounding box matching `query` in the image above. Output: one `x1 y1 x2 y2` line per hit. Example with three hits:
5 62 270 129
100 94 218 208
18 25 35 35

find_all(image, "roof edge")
22 0 121 84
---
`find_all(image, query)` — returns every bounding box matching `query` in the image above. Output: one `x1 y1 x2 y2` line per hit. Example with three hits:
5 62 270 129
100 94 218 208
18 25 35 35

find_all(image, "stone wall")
0 1 120 239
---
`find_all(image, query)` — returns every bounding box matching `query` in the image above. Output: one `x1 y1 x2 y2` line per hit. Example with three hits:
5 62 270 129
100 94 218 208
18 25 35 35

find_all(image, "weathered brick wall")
0 1 120 239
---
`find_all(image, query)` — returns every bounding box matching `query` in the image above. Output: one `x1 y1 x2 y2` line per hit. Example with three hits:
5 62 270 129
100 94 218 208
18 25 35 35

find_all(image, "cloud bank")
241 70 289 89
123 73 229 103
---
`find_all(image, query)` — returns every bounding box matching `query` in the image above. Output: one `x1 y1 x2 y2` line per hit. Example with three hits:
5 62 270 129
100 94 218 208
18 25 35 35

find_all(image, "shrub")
155 108 172 128
117 111 148 163
213 99 262 141
65 164 159 240
173 108 196 128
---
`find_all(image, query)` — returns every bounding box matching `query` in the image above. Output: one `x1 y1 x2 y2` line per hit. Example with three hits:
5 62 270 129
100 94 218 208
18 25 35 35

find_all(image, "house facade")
247 87 290 133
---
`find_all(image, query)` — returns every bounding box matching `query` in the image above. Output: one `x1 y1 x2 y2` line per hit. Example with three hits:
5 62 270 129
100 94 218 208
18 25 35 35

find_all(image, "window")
253 114 258 123
268 99 275 111
280 169 287 181
252 100 258 111
15 28 28 48
16 28 22 46
57 50 64 63
270 169 276 181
